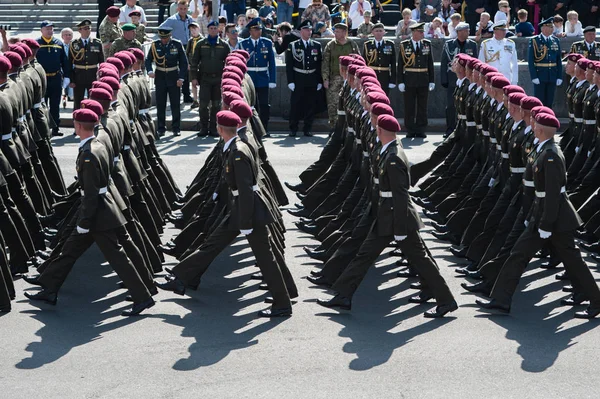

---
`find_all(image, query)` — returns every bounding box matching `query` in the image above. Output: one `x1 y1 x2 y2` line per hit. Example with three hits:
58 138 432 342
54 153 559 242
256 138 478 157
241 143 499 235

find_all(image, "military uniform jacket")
241 37 276 87
478 38 518 84
440 38 478 88
145 38 188 85
189 37 230 81
570 40 600 61
528 34 562 83
69 37 104 84
397 39 434 87
76 137 127 231
99 16 123 46
363 39 397 86
36 36 71 78
108 37 142 58
285 39 322 87
578 84 599 149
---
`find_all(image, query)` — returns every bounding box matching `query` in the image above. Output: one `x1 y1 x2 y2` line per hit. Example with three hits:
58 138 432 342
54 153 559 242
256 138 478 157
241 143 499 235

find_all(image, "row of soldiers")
15 48 183 316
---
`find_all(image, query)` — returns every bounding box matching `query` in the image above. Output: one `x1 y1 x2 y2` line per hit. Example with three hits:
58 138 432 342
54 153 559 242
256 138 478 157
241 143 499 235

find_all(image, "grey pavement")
1 129 600 399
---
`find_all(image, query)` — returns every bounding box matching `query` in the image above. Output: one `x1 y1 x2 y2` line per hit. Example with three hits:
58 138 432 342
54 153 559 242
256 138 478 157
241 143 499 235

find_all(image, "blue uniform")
528 34 563 107
241 37 276 131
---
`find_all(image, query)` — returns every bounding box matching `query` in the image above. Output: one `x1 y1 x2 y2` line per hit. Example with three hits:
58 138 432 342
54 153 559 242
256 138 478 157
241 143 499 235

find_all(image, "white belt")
17 115 25 122
138 108 150 115
523 179 534 187
293 67 316 74
123 145 131 151
98 186 108 195
348 127 354 133
457 114 467 120
26 109 31 114
373 178 379 184
535 186 566 198
490 138 497 143
356 138 361 145
501 152 509 159
476 124 482 129
482 130 490 137
232 184 259 197
337 110 346 115
379 191 392 198
2 134 12 140
575 118 583 123
247 67 268 72
510 167 525 173
466 122 476 127
113 156 119 164
363 151 369 157
584 120 596 125
496 144 502 151
33 101 43 109
569 113 575 118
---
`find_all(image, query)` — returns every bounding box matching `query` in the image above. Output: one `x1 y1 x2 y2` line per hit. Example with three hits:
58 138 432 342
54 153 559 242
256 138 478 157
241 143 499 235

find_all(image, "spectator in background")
565 10 583 37
98 0 116 35
425 17 445 37
348 0 372 34
522 0 540 33
465 0 487 35
225 22 241 50
158 0 171 26
572 0 599 28
225 0 246 23
412 0 422 21
61 28 74 103
298 0 312 27
219 16 227 38
197 1 213 36
273 22 300 53
277 0 295 24
130 11 149 43
438 0 455 32
186 22 202 108
356 10 374 37
396 8 417 38
239 9 259 38
236 14 248 32
302 0 332 28
494 1 510 24
420 0 440 23
515 9 535 36
119 0 147 24
260 0 276 21
446 12 461 37
475 12 493 40
553 14 566 37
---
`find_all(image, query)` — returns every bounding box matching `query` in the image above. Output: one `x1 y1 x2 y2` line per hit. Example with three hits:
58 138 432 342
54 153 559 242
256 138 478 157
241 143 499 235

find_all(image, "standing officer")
190 20 230 137
241 18 277 133
363 22 396 95
478 21 518 84
108 23 142 58
285 20 323 137
69 19 104 110
397 22 435 139
99 6 123 57
440 22 477 137
570 26 600 60
528 17 563 107
36 20 71 137
145 26 188 137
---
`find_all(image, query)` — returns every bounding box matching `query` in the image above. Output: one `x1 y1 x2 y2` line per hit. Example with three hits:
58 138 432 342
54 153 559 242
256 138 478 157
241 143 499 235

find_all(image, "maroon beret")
106 6 121 17
377 114 401 132
531 105 555 118
91 81 114 94
89 88 113 102
105 57 125 71
366 91 390 105
535 112 560 129
73 108 99 123
80 99 104 118
593 61 600 73
348 53 365 62
227 59 247 73
8 45 27 60
577 58 591 70
466 58 481 69
99 76 121 91
568 53 584 63
232 49 250 60
227 53 246 64
128 47 145 61
473 61 485 72
456 54 469 67
222 91 244 106
508 92 527 105
3 51 22 69
21 38 40 50
371 102 394 117
114 52 133 69
216 110 241 127
128 10 142 17
356 68 377 78
229 100 253 119
100 62 119 73
350 58 366 66
348 64 362 75
221 78 241 88
491 75 510 89
520 96 543 110
339 56 352 67
98 68 119 80
223 66 244 79
222 85 244 98
485 72 504 82
502 84 525 95
0 56 12 73
222 72 242 84
481 65 499 75
16 42 32 59
361 76 381 86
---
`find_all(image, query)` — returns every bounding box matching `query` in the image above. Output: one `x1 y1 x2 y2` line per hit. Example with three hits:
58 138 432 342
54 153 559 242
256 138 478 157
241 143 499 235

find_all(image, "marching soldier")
99 6 123 57
69 19 104 110
285 19 322 137
570 26 600 61
528 17 563 107
145 26 188 137
478 21 518 85
363 22 396 95
440 22 477 136
107 23 142 58
397 22 435 139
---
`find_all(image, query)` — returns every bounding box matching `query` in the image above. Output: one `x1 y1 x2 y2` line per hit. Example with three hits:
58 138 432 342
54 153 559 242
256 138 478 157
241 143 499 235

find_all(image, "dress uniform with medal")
69 19 104 110
145 26 188 136
478 21 518 85
570 26 600 61
528 17 563 107
363 22 396 95
285 19 322 137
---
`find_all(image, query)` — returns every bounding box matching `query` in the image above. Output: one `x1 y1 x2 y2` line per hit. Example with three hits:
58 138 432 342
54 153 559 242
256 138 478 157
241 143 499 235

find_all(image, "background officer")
285 20 322 137
478 21 518 84
528 17 563 107
241 18 277 134
145 26 188 137
570 26 600 60
440 22 477 136
397 22 435 139
37 20 71 137
108 23 142 57
363 22 396 95
69 19 104 110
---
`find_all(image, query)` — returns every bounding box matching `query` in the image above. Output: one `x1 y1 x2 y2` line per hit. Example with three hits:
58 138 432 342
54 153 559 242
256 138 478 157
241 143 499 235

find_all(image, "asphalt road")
2 129 600 399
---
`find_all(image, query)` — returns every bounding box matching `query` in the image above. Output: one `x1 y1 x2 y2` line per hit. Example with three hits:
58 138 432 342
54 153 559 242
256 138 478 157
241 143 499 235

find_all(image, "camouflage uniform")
99 16 123 57
108 37 143 58
134 24 147 44
322 38 359 128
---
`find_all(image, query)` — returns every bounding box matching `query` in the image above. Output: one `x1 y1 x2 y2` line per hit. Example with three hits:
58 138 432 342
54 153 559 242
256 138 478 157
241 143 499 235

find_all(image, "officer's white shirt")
79 136 94 148
576 79 587 88
223 135 237 152
537 138 550 153
456 77 466 86
512 120 522 130
478 37 518 85
380 140 394 154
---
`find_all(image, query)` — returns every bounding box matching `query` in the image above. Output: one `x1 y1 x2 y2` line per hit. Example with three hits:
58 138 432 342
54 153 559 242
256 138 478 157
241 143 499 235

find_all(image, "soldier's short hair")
402 8 411 17
277 21 293 33
517 9 528 17
554 14 564 23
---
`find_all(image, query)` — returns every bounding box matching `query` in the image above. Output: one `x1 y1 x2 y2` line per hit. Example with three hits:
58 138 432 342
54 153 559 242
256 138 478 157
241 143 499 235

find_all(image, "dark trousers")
225 0 246 22
533 82 556 107
445 84 456 133
0 235 14 308
289 85 317 133
158 4 169 26
465 12 480 35
97 0 114 34
403 86 429 134
155 83 181 133
199 78 221 131
44 75 62 132
0 191 32 269
4 173 45 250
298 134 344 187
256 86 270 131
73 80 93 110
181 78 191 99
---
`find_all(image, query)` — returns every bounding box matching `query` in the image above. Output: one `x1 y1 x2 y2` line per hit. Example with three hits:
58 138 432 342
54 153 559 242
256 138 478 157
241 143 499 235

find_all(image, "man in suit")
69 19 105 110
528 17 563 107
570 25 600 60
316 114 458 318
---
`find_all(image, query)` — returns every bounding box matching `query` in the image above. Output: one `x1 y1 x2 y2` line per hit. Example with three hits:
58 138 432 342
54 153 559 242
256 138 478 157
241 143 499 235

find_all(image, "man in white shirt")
119 0 147 24
478 21 518 84
348 0 372 32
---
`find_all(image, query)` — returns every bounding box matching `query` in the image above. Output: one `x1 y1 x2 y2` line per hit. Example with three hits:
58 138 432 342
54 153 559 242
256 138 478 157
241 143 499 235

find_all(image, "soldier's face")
372 28 384 41
493 29 506 40
594 71 600 85
411 30 424 41
334 28 347 41
208 25 219 37
300 27 311 40
41 26 53 38
457 29 468 41
124 30 135 40
585 31 595 43
109 16 119 23
565 61 575 76
541 25 553 37
79 25 91 39
61 31 73 43
586 67 594 82
249 27 262 39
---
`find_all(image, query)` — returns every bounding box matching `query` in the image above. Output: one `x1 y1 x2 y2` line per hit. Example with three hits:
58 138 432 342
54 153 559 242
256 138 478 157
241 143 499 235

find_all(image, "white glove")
575 146 580 154
317 83 323 91
428 83 435 91
212 192 218 201
524 220 529 227
62 77 71 89
488 178 495 187
588 151 592 157
532 78 540 85
556 79 563 86
394 235 407 241
76 226 89 234
288 83 295 91
268 83 276 89
538 229 552 239
398 83 406 92
388 83 396 89
240 229 253 235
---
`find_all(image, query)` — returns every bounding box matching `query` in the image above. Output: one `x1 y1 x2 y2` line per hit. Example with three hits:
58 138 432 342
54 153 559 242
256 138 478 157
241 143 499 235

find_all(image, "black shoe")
574 307 600 319
156 277 186 295
562 285 574 293
289 131 297 137
316 294 352 311
172 131 181 137
264 297 297 304
591 253 600 263
258 283 269 290
455 267 470 276
38 212 58 228
0 305 10 313
556 271 569 281
52 129 63 137
36 250 51 260
190 100 199 109
197 128 209 137
23 275 44 287
122 297 155 316
396 258 409 267
303 246 328 262
264 132 271 138
423 209 447 224
476 298 511 313
408 292 433 304
431 231 459 244
208 130 219 137
158 244 178 257
183 96 194 103
24 290 57 305
415 132 427 138
171 201 185 211
466 270 483 280
560 293 588 306
575 231 597 244
296 192 306 201
284 182 305 193
397 268 418 278
581 241 600 253
410 282 423 290
250 272 263 280
296 222 319 236
424 301 458 318
306 275 332 287
166 212 183 223
287 208 311 218
449 246 468 258
533 248 550 259
461 281 492 296
303 131 313 137
388 248 403 257
406 132 416 138
410 190 427 199
257 306 292 318
431 222 448 233
540 257 562 269
310 269 323 277
294 203 304 209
